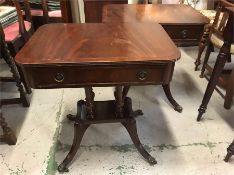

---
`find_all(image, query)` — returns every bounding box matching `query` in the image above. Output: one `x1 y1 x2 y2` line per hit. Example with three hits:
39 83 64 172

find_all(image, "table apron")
21 63 175 89
162 25 205 46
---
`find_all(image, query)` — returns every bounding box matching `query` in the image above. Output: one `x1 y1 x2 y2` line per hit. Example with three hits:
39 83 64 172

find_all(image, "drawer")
23 63 174 88
162 25 204 44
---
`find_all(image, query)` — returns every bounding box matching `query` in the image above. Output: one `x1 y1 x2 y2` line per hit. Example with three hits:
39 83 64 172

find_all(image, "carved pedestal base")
58 98 156 173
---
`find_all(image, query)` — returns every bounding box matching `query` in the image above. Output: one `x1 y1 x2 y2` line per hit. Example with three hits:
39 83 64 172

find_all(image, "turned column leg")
162 84 183 113
0 111 17 145
115 86 124 118
1 38 29 107
85 87 95 119
58 122 89 172
197 42 230 121
224 70 234 109
122 86 130 100
195 25 210 71
200 41 213 78
224 140 234 162
122 118 157 165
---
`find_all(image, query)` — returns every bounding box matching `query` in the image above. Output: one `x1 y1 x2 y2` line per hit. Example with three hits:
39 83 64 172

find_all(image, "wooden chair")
224 140 234 162
30 0 72 28
0 23 30 145
3 0 33 56
0 23 29 108
194 0 232 70
197 0 234 121
1 0 34 94
200 0 234 109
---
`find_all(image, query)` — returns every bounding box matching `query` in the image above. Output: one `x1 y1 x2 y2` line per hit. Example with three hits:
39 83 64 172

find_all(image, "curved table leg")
197 42 230 121
224 140 234 162
162 84 183 113
67 100 85 122
122 118 157 165
58 122 89 172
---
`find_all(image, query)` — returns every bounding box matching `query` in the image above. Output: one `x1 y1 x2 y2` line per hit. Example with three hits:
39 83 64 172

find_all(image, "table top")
16 23 180 66
102 4 210 25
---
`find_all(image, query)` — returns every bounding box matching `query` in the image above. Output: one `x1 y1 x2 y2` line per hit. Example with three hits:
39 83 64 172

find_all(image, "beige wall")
70 0 84 23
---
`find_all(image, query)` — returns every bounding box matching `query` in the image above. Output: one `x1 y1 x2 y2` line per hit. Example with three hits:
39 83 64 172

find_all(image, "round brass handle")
137 71 147 81
181 30 188 39
54 73 64 82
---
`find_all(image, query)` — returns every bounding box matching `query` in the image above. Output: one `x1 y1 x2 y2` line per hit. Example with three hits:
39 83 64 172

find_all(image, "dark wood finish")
16 23 181 171
4 0 34 94
84 0 128 23
29 0 72 29
102 4 210 46
195 0 234 70
0 24 30 108
84 87 95 119
224 69 234 108
60 0 72 22
7 0 33 56
163 84 183 112
16 23 180 88
58 97 156 173
0 111 17 145
194 24 211 70
0 24 30 145
16 22 182 109
224 140 234 162
41 0 72 23
197 0 234 121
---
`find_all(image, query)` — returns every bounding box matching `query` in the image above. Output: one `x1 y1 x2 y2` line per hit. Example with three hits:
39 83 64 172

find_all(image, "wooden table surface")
102 4 210 46
102 4 210 25
16 23 180 65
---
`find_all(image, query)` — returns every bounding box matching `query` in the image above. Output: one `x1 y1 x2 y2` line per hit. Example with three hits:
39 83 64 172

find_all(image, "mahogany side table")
102 4 210 46
16 23 181 172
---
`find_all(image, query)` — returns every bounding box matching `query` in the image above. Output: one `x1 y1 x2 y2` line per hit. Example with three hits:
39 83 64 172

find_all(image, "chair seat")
30 9 61 18
210 34 234 54
3 21 31 42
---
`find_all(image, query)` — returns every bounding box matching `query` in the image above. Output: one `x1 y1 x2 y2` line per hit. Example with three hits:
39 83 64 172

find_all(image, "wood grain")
15 23 180 65
102 4 210 25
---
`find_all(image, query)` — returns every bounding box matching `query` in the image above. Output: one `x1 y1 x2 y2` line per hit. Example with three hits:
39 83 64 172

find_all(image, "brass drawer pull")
137 70 147 81
181 30 188 39
54 73 64 82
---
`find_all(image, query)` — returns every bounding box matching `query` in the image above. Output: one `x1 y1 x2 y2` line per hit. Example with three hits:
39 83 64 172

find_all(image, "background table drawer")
23 64 174 88
163 25 204 46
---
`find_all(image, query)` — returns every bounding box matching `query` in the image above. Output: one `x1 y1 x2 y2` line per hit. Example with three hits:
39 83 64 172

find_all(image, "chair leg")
197 42 231 121
2 40 30 107
195 26 210 71
18 66 32 94
0 112 17 145
224 70 234 109
224 140 234 162
200 41 213 78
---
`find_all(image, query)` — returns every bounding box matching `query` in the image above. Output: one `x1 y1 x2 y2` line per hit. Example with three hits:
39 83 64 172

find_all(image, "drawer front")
23 64 174 88
163 25 204 46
